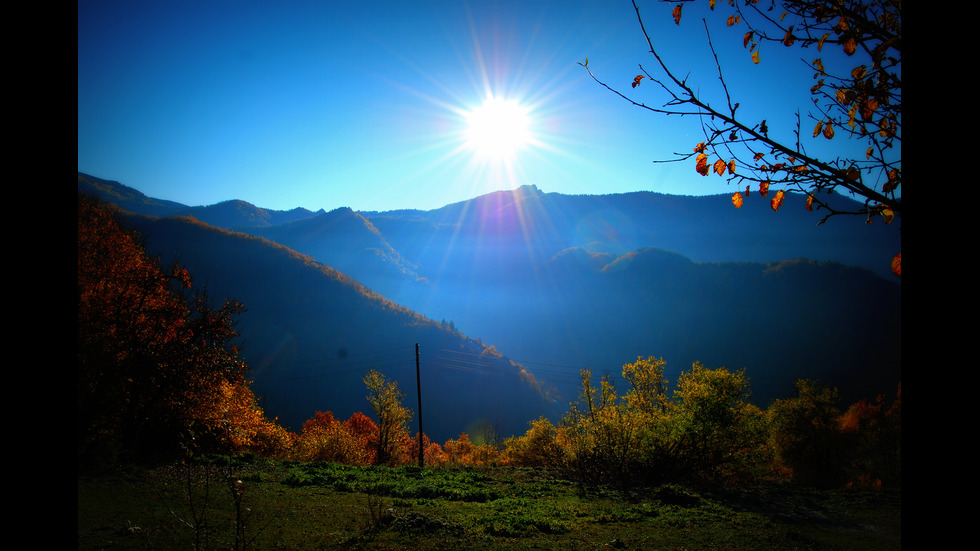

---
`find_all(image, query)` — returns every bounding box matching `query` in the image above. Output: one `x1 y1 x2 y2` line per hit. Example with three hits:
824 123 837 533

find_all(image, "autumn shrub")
668 362 766 484
501 417 563 467
768 379 849 488
295 411 371 464
443 433 478 465
190 378 295 457
555 358 768 487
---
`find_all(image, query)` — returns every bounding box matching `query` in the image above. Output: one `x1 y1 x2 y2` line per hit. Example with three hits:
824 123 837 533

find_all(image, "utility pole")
415 343 424 469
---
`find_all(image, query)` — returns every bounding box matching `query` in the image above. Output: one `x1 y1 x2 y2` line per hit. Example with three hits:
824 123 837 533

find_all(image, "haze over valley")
79 172 901 443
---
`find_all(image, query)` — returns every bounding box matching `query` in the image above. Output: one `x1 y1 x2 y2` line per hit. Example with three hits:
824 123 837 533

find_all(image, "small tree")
363 369 413 465
768 379 847 487
671 362 760 482
502 417 563 467
581 0 900 274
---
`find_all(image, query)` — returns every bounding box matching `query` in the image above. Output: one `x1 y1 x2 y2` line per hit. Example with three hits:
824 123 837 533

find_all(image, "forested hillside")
121 206 553 444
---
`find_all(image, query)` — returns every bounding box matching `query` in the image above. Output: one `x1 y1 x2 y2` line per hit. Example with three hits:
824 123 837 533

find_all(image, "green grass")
78 456 900 550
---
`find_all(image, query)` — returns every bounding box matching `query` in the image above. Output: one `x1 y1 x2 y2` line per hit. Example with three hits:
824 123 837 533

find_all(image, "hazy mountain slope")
176 200 322 229
370 185 899 280
248 207 422 292
124 212 552 443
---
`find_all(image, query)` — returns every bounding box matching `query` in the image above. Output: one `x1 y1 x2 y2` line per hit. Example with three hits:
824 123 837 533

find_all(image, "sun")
463 97 532 160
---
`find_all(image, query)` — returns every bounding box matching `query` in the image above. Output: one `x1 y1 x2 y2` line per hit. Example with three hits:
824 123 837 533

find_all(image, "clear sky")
78 0 844 213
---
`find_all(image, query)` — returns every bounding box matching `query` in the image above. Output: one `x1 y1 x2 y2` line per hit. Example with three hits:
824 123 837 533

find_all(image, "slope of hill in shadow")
123 212 553 443
78 172 188 218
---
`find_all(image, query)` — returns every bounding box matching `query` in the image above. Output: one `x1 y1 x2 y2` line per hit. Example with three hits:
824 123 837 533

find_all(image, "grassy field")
78 455 900 550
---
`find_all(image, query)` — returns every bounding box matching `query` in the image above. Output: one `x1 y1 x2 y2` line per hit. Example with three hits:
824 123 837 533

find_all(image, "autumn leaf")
693 142 707 153
806 194 814 211
713 158 727 176
813 120 823 137
883 169 900 192
817 33 829 51
632 75 645 88
880 207 895 224
891 252 901 277
759 180 770 198
843 36 857 55
673 5 682 25
732 192 744 208
745 184 750 196
859 97 879 121
752 50 760 64
783 28 795 47
728 160 736 174
770 189 785 212
744 31 754 48
696 153 710 176
823 120 834 139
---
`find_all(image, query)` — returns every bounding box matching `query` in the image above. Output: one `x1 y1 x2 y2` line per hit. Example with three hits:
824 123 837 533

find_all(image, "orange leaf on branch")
713 159 727 176
759 180 770 198
783 28 796 47
673 5 682 25
696 153 710 176
817 33 829 51
823 121 835 139
891 253 901 277
632 75 644 88
770 189 785 212
732 192 744 208
880 208 895 224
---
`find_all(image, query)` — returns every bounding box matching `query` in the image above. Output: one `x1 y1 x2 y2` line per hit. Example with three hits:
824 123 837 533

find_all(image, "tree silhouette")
581 0 900 273
78 195 278 464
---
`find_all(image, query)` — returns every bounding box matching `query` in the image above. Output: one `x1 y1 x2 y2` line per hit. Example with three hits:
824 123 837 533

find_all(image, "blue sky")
78 0 842 213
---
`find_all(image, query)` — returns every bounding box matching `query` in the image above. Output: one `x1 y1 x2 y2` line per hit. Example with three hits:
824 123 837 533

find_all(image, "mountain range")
78 172 902 441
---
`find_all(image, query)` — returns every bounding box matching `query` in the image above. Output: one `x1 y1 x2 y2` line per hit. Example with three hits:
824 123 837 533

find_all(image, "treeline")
289 359 899 491
78 194 900 490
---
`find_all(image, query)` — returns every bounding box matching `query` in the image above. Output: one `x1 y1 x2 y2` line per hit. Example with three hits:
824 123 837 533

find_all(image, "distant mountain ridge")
78 172 325 228
78 172 901 431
